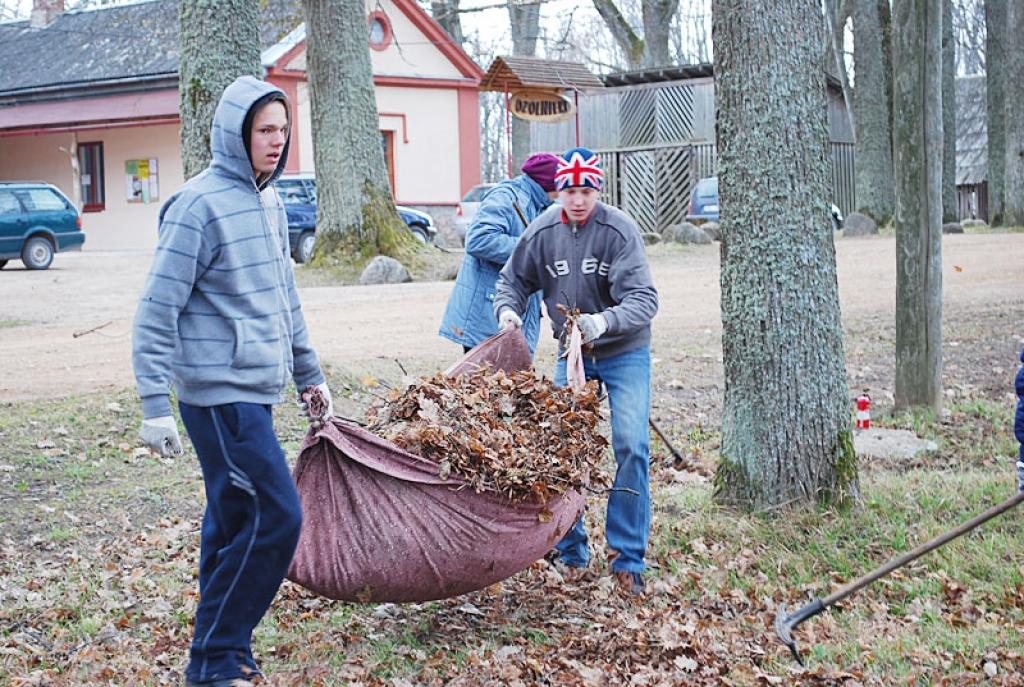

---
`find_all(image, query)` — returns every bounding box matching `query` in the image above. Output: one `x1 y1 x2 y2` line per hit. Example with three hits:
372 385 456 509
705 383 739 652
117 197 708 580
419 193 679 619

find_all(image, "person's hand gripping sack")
299 382 334 429
498 308 523 331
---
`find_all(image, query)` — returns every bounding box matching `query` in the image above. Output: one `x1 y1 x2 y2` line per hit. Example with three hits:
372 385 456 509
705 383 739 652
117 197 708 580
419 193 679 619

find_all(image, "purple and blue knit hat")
554 147 604 191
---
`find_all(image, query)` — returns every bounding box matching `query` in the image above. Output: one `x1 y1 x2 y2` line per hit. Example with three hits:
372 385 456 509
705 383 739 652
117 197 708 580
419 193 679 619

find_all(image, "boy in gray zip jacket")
494 146 658 597
132 76 330 687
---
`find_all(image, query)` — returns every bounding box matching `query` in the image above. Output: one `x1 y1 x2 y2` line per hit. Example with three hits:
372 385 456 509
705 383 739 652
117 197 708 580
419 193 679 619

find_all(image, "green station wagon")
0 182 85 270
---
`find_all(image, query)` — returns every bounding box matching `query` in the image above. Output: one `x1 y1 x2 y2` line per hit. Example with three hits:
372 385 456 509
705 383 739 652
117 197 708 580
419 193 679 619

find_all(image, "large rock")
360 256 411 285
942 221 964 234
663 222 712 244
854 428 938 462
700 221 721 241
641 232 662 245
843 212 878 237
962 218 988 229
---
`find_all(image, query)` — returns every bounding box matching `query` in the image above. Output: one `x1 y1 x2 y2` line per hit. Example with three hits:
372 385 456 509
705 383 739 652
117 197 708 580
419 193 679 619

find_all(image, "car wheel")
0 259 7 270
296 231 316 264
21 236 54 270
410 225 429 244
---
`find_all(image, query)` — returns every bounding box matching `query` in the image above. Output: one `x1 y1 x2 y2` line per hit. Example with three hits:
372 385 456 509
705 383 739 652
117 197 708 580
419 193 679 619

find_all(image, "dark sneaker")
613 570 645 597
550 557 589 582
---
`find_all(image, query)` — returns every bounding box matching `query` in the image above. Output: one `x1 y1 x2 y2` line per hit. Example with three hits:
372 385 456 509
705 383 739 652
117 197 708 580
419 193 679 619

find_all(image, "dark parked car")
0 182 85 270
276 174 437 263
687 175 844 230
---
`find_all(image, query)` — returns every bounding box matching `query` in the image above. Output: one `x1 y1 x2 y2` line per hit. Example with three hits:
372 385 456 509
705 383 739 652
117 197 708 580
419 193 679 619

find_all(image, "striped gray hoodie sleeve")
275 198 323 388
132 195 210 418
601 226 659 335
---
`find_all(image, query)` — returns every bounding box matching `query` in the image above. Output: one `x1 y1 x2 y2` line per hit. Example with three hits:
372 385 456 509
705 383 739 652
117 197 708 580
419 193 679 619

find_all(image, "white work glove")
298 382 334 429
139 416 183 457
498 308 523 331
578 313 608 343
1017 460 1024 493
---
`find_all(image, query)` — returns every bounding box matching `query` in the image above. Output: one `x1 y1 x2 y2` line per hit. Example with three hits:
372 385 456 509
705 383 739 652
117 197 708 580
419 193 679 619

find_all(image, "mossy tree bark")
711 0 855 511
985 0 1006 225
893 0 943 411
302 0 412 263
941 0 958 223
179 0 261 180
1003 2 1024 226
853 0 895 223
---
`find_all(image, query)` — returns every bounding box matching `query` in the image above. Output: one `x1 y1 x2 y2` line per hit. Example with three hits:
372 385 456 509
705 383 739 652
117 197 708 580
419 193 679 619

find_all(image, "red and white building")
0 0 483 251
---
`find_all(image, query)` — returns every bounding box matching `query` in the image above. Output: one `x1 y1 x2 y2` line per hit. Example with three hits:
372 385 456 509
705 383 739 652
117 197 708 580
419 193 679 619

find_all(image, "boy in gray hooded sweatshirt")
132 76 330 687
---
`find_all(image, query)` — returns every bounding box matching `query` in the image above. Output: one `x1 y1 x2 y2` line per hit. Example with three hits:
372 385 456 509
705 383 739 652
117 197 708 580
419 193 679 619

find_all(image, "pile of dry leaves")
365 366 610 502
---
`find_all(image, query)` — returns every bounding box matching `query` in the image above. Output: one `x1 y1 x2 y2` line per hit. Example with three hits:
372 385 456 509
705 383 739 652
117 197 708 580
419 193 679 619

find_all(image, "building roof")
0 0 302 100
956 75 987 186
480 56 604 93
603 63 714 86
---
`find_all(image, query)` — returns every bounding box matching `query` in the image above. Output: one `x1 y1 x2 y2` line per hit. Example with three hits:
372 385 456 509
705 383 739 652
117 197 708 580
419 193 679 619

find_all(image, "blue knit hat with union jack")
554 147 604 191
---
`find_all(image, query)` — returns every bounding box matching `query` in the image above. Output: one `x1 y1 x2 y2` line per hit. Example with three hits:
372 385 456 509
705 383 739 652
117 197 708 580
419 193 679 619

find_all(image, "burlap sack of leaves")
287 329 597 603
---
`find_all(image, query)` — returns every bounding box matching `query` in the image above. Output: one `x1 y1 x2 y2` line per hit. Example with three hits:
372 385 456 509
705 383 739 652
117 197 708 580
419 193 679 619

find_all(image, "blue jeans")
554 345 651 573
179 402 303 684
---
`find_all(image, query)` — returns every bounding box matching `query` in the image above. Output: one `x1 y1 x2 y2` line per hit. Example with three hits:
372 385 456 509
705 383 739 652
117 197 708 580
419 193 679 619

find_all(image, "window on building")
78 142 105 212
368 11 392 51
380 130 395 195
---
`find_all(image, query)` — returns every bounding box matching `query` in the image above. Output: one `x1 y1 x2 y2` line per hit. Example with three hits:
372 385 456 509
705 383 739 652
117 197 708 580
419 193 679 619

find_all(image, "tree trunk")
824 0 856 141
985 0 1006 225
302 0 411 261
942 0 959 222
430 0 464 47
592 0 644 69
879 0 894 151
853 0 895 223
712 0 855 510
893 0 943 411
508 1 541 171
1003 2 1024 225
642 0 679 68
178 0 261 179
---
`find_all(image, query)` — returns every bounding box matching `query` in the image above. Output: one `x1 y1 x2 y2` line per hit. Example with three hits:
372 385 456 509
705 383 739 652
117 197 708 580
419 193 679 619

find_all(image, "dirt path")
0 234 1020 403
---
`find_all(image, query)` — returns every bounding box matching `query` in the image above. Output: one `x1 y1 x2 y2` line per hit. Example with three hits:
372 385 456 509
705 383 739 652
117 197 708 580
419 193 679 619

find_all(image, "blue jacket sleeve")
464 186 523 266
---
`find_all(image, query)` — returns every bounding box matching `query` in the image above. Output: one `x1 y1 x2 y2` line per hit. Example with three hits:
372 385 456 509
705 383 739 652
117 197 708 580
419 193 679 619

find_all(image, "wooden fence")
596 141 856 234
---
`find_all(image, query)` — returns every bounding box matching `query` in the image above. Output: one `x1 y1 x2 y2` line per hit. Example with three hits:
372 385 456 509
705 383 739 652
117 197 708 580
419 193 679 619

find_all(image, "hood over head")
210 75 290 189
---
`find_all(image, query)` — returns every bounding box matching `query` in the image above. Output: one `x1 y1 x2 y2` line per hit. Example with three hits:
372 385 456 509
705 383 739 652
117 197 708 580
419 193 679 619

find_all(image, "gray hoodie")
494 201 658 359
132 76 323 418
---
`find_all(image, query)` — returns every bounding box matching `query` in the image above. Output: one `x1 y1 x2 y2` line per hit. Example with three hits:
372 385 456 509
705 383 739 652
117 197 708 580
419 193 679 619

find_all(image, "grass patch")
2 383 1023 684
0 319 27 329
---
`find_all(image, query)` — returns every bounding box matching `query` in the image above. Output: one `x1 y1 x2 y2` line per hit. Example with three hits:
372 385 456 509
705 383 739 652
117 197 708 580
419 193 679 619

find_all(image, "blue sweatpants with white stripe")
179 402 302 684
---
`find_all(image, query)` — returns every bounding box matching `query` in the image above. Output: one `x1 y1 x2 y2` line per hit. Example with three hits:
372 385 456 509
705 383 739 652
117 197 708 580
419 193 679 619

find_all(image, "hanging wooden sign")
509 90 575 123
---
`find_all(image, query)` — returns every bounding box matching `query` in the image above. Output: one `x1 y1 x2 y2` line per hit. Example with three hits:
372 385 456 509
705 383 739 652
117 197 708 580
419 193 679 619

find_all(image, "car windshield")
695 178 718 197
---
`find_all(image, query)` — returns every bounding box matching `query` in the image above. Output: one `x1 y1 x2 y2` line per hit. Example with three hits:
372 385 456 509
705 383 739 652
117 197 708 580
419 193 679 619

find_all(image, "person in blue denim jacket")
438 153 560 354
1015 348 1024 492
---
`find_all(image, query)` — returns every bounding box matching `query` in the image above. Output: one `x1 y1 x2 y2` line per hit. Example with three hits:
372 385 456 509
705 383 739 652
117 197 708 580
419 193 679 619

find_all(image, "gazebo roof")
480 56 604 93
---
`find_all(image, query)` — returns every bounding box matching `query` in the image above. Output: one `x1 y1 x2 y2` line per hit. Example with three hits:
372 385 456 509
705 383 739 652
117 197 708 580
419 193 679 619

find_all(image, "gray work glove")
298 381 334 429
1017 461 1024 493
140 416 183 457
578 313 608 343
498 308 522 331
